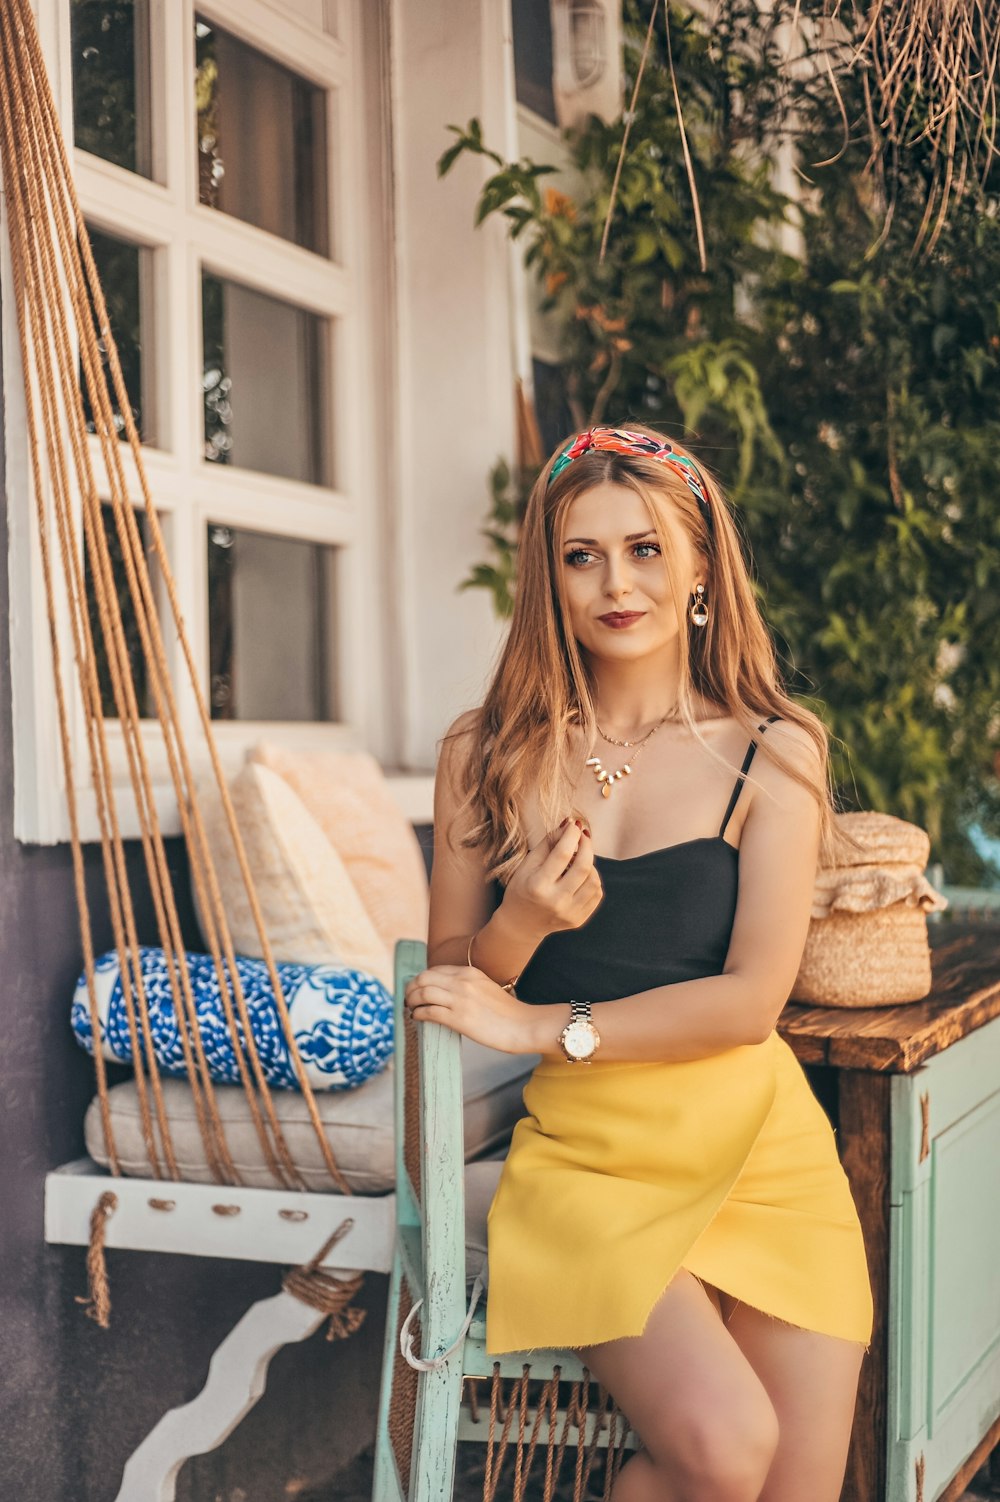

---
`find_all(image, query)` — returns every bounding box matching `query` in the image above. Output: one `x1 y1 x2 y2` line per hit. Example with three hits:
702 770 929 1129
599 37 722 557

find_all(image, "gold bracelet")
467 929 520 995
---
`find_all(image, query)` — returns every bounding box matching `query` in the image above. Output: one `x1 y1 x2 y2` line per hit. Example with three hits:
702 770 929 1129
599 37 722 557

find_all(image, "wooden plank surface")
837 1071 892 1502
777 926 1000 1074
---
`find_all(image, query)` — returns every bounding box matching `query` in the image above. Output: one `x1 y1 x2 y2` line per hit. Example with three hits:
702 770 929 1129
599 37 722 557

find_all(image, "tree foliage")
440 0 1000 881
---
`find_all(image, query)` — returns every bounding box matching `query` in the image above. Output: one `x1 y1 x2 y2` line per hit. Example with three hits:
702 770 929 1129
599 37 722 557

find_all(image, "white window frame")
3 0 420 844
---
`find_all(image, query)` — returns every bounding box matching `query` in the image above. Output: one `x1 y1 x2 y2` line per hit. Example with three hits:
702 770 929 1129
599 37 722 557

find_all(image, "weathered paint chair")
373 939 638 1502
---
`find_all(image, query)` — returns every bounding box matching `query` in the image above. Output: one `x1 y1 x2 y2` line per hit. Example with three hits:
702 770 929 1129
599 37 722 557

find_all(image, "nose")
603 552 632 601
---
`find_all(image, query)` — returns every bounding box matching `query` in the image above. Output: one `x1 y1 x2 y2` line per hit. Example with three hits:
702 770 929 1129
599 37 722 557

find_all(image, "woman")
404 425 873 1502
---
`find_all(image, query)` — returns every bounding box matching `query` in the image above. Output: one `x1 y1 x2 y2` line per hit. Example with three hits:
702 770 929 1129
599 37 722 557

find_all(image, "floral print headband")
548 426 714 532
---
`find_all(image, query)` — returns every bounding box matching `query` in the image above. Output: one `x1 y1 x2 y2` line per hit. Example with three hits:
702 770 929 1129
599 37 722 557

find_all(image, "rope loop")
399 1272 485 1372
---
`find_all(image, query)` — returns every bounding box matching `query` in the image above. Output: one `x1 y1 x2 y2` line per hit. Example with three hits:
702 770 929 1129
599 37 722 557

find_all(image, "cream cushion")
84 1040 535 1195
195 761 392 989
249 744 429 951
464 1157 504 1287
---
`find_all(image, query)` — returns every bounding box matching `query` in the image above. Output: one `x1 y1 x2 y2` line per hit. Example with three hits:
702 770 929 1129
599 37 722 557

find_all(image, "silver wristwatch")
558 999 601 1063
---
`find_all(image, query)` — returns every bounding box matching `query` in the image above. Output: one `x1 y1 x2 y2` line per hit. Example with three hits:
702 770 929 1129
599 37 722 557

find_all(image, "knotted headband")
548 426 714 532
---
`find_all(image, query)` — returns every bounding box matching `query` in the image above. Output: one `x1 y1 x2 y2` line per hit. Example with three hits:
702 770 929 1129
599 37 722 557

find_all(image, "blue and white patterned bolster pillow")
71 947 394 1092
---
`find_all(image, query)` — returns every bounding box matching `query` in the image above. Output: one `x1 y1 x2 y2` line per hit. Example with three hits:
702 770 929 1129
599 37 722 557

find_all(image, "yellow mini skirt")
485 1029 873 1355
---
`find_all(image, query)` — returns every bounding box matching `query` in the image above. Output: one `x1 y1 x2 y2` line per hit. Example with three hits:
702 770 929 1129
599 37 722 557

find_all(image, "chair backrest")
392 940 469 1366
382 941 638 1502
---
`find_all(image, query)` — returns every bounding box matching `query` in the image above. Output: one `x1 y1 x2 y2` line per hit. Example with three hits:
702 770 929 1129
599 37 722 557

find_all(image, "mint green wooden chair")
373 939 637 1502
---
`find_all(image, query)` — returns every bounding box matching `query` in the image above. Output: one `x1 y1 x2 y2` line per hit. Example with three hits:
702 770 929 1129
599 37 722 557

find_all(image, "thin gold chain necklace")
586 704 679 798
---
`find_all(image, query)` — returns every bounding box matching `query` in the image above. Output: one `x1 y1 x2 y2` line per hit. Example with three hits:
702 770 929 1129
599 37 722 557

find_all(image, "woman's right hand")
500 819 604 943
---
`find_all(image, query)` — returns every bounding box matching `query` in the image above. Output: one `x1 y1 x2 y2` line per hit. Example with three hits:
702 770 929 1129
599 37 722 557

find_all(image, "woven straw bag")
790 811 949 1008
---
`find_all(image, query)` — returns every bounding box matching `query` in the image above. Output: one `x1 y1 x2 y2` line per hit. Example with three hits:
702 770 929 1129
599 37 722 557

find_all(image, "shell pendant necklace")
586 702 680 798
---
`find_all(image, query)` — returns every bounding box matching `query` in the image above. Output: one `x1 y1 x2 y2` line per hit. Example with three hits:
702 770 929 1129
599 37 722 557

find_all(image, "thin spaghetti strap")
718 714 781 837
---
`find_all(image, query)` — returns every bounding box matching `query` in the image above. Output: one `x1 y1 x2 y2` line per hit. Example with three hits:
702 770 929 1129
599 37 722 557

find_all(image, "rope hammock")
0 0 362 1329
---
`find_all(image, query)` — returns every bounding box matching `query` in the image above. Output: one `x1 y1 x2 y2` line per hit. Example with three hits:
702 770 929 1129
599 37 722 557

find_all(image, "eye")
562 541 661 568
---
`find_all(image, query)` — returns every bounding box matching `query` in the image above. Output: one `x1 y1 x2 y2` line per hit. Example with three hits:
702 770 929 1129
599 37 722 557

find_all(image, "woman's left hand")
403 965 542 1055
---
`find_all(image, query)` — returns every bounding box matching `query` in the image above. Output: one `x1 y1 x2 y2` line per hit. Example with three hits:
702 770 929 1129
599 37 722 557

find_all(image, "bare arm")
522 721 823 1059
426 709 603 988
426 710 548 981
408 720 822 1060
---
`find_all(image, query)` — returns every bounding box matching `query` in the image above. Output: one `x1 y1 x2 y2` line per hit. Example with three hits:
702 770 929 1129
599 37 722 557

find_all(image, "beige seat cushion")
195 761 392 988
84 1040 535 1195
249 744 430 951
464 1157 504 1287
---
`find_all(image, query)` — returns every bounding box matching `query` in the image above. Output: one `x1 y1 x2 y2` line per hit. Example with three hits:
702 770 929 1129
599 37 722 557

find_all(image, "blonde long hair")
446 423 836 886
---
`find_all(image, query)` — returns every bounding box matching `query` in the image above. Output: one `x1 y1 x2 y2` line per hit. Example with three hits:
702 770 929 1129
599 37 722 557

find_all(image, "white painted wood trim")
7 0 395 844
44 1159 396 1271
115 1290 328 1502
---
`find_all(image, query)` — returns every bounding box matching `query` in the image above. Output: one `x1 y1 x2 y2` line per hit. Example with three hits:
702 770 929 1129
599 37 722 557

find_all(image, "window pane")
512 0 557 124
202 273 330 485
532 357 574 458
195 17 330 256
207 526 337 722
83 227 152 443
71 0 152 177
85 503 155 718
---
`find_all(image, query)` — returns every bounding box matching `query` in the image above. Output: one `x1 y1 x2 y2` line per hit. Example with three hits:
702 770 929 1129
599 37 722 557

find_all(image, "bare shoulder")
436 707 482 787
434 708 485 848
753 716 827 802
445 706 482 736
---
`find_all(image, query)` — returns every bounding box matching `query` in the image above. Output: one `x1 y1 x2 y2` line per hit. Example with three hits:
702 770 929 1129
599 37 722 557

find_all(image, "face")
557 480 702 661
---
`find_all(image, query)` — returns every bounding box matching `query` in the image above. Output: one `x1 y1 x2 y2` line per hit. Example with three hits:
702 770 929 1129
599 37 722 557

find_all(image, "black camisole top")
490 717 779 1006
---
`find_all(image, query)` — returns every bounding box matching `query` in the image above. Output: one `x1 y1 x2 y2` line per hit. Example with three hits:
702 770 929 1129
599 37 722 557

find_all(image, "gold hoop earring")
690 584 709 627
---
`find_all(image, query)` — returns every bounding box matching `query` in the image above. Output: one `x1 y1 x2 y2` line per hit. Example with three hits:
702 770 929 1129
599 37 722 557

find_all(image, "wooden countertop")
777 923 1000 1073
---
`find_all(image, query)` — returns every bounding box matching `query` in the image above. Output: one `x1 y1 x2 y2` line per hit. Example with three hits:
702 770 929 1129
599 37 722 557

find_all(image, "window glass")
71 0 152 177
512 0 557 124
532 357 574 458
202 273 330 485
85 503 156 718
195 17 330 256
83 226 152 443
207 525 338 722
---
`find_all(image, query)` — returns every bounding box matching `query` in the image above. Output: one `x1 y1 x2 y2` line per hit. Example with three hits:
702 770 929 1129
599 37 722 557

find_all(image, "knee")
648 1392 780 1502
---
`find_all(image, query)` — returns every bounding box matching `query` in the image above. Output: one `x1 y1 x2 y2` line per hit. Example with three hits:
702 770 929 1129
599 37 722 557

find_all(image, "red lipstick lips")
598 611 645 628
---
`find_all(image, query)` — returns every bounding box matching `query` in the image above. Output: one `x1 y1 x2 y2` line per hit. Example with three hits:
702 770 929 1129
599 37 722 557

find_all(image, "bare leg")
575 1270 780 1502
717 1292 866 1502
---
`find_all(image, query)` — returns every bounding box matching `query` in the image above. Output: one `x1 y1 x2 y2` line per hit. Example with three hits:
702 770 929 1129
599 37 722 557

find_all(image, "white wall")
389 0 515 771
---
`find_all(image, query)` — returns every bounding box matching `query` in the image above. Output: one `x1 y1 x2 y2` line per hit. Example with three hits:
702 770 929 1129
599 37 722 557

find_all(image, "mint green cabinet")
887 1011 1000 1501
779 926 1000 1502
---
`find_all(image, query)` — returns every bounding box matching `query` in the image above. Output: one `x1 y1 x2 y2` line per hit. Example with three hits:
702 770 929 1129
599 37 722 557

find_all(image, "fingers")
404 971 469 1033
544 820 591 881
404 968 465 1013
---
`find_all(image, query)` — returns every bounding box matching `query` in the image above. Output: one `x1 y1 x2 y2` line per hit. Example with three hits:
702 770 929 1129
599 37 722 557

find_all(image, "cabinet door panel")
931 1095 1000 1417
888 1015 1000 1502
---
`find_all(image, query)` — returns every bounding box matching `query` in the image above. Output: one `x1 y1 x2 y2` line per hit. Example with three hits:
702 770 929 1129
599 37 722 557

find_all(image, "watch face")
563 1020 597 1059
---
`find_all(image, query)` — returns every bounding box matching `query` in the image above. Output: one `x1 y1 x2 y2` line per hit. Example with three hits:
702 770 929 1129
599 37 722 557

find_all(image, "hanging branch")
802 0 1000 252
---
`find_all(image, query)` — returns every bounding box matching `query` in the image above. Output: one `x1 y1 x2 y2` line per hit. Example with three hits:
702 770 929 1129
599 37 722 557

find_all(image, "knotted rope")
74 1190 118 1329
399 1272 485 1373
282 1218 366 1342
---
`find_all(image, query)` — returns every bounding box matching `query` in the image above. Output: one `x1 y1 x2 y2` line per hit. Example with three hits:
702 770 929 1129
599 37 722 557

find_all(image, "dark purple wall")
0 415 425 1500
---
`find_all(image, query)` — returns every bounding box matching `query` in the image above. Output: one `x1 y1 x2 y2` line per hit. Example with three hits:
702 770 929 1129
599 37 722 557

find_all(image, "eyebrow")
563 529 658 545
